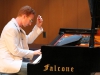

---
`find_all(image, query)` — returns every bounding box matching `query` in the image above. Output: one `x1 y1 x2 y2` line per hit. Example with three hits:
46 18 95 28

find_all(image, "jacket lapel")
20 28 29 49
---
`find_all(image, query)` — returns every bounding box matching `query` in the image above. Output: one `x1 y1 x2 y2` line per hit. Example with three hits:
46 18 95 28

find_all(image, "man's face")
22 14 34 27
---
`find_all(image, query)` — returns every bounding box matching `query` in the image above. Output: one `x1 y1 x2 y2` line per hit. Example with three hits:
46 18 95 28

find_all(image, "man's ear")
22 14 27 19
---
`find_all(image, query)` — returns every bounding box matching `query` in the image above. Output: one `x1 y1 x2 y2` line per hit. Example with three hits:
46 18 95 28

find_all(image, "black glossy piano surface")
27 46 100 75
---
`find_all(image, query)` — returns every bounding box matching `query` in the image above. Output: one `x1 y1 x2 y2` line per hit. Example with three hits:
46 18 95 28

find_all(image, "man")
0 5 43 75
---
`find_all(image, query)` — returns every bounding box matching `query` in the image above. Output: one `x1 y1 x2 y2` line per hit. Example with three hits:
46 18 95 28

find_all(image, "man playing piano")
0 5 43 75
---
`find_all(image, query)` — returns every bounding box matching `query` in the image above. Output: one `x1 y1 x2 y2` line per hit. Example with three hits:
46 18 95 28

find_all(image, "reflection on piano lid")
56 35 82 46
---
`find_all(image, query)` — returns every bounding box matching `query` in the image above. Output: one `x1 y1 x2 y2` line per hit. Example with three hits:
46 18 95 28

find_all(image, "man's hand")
34 49 41 55
36 15 43 28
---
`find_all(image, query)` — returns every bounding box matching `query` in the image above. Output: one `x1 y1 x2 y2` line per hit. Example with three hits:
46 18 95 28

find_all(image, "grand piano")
27 0 100 75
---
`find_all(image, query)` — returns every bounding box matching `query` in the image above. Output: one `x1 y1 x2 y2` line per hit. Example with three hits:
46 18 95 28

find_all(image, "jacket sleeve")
26 25 43 44
2 27 34 60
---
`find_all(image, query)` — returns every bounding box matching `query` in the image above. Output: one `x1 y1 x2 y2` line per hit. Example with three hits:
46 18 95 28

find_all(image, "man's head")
17 5 35 27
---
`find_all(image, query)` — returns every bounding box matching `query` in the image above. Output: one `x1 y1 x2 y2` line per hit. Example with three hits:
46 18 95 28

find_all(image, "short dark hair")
17 5 35 16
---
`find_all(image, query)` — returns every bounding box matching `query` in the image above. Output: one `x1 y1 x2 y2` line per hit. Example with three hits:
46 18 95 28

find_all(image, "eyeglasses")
28 17 33 23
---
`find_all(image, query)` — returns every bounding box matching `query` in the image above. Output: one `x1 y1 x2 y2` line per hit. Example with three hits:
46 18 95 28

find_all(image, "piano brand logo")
43 64 74 72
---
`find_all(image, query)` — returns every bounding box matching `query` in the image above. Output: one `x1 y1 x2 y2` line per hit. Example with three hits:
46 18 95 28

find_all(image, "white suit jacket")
0 18 43 73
